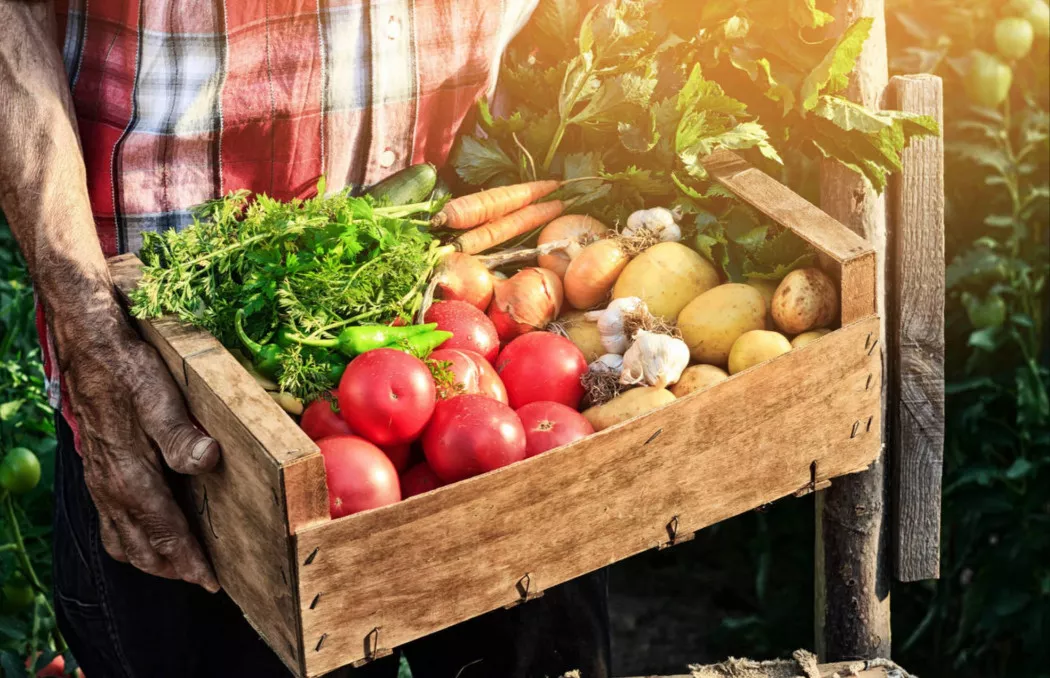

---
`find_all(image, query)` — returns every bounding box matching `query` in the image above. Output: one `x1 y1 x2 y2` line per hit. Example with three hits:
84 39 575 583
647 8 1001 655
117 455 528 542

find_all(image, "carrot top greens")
130 181 445 397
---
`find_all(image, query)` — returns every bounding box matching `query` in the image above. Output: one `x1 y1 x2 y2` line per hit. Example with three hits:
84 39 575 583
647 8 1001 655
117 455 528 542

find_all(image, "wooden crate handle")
701 150 878 325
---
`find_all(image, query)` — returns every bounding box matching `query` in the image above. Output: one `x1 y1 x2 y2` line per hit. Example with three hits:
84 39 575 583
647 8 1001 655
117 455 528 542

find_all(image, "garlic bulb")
585 297 647 354
589 353 625 376
624 207 682 243
619 330 691 389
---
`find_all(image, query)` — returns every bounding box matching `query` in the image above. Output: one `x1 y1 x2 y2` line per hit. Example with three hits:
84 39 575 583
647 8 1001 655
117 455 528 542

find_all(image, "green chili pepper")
295 323 439 357
235 310 284 379
398 330 453 358
275 326 299 349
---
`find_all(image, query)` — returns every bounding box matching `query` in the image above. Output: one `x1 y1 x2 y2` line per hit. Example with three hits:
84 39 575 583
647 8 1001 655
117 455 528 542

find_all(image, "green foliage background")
1 1 1048 676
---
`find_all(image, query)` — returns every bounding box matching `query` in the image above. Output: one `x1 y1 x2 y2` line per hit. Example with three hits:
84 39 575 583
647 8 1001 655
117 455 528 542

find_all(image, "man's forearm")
0 1 126 351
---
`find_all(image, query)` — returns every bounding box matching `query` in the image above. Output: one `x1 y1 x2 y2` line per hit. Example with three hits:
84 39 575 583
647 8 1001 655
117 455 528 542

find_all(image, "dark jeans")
52 413 610 678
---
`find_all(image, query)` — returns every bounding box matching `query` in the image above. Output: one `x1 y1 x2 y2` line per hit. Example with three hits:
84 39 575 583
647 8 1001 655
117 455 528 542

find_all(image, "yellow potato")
747 278 778 327
791 328 832 349
583 387 676 431
612 242 720 320
669 364 728 398
728 330 792 375
557 310 604 362
676 283 767 365
771 268 838 335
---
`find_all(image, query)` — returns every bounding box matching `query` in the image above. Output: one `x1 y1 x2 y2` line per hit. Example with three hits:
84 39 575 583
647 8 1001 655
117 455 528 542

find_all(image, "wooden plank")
702 151 875 266
628 660 900 678
884 74 945 582
815 0 893 663
295 316 881 676
108 254 330 674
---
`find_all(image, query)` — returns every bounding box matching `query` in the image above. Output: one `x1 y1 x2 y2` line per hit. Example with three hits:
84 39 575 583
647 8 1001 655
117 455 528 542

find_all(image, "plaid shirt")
53 0 537 256
39 0 537 430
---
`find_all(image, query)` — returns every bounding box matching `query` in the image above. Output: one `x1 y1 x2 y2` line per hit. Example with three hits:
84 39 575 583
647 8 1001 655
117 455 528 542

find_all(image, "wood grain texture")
295 317 882 676
815 0 893 663
108 254 329 674
884 75 945 583
628 660 899 678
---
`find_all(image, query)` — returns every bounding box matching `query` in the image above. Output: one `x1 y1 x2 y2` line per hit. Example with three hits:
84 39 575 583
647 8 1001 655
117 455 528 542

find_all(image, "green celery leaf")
799 17 874 110
450 136 518 186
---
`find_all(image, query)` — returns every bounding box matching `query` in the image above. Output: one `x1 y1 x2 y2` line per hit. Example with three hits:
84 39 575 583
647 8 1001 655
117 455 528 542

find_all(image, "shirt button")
387 16 401 40
379 149 397 168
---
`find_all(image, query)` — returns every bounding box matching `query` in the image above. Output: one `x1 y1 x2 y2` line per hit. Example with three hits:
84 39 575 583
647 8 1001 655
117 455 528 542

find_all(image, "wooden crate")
107 150 882 678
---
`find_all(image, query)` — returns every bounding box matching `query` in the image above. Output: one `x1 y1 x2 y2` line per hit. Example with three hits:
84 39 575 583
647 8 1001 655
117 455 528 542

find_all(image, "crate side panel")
296 316 881 675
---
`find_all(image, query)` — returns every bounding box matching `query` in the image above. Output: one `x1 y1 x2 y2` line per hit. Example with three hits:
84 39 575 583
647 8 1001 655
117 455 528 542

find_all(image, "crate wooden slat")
111 256 329 673
107 150 882 677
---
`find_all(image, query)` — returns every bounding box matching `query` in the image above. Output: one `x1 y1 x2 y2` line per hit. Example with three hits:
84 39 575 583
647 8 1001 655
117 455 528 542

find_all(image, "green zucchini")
429 174 452 203
367 163 438 206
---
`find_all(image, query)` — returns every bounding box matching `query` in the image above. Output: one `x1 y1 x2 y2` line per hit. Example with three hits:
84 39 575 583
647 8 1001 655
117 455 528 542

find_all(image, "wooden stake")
815 0 893 662
884 74 945 582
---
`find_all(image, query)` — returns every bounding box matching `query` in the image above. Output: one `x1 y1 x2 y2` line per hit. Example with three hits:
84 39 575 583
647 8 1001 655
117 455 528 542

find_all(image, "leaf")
811 96 893 134
1 650 26 678
450 136 518 187
562 152 604 180
532 0 580 48
0 399 24 421
602 166 666 197
968 326 1000 351
800 18 874 110
792 0 834 29
619 113 661 153
1004 457 1034 480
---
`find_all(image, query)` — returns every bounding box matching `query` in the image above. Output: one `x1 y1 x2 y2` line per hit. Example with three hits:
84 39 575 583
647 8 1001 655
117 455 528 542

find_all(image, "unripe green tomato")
1027 0 1050 38
995 17 1035 59
0 447 42 494
966 51 1013 108
1 574 35 612
963 292 1007 329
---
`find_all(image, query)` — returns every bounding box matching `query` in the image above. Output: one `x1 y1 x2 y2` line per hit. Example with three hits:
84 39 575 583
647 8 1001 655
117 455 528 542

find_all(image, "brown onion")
537 215 609 278
563 239 630 310
487 268 564 342
435 252 495 311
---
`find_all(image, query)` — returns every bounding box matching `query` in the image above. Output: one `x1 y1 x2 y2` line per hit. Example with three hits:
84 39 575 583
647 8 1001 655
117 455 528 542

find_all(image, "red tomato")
300 393 354 441
422 395 527 483
424 301 500 363
26 654 78 678
516 401 595 457
495 333 587 410
317 436 400 518
338 349 436 446
429 348 508 404
380 442 412 473
400 462 446 498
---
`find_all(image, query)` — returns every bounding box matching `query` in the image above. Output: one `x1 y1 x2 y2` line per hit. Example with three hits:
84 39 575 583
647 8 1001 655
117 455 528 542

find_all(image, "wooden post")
884 74 945 582
815 0 893 662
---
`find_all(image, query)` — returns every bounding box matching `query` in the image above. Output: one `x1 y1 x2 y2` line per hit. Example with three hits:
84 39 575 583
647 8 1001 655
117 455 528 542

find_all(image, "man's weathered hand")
59 310 221 592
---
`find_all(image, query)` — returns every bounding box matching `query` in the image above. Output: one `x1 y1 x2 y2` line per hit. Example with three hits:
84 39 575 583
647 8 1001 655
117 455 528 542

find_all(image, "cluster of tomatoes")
296 300 593 519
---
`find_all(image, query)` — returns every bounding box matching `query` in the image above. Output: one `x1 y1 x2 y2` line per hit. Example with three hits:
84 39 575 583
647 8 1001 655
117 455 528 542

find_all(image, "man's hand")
1 1 221 591
59 306 222 591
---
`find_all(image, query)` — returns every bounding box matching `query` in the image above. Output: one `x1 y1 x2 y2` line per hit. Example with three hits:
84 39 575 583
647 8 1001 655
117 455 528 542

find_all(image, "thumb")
135 369 222 475
157 419 221 475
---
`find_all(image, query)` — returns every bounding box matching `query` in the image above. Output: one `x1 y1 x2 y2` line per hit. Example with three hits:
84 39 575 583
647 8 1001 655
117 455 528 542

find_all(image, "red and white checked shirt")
39 0 537 426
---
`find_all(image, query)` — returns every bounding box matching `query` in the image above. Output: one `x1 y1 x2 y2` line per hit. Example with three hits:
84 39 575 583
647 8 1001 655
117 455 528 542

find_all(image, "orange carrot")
453 200 565 255
434 180 560 230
